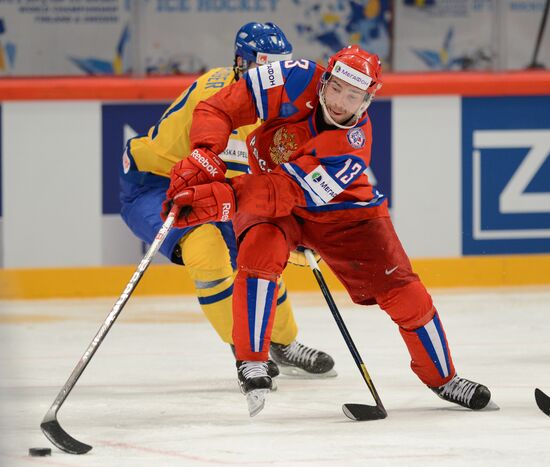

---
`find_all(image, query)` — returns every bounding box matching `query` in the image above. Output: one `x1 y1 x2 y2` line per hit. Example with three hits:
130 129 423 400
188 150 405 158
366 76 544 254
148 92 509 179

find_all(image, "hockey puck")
29 447 52 457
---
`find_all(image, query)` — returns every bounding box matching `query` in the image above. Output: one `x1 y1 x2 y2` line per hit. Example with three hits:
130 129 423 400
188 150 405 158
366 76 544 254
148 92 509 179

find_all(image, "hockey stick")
304 249 387 421
527 0 549 69
535 388 550 416
41 207 179 454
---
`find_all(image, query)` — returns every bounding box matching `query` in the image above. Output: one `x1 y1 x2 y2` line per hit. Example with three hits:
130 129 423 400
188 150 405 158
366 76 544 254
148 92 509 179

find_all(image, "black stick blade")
41 419 92 455
342 403 387 421
535 388 550 416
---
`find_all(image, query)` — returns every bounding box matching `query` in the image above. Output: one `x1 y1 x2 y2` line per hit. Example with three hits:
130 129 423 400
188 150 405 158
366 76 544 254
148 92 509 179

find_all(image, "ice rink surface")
1 287 549 467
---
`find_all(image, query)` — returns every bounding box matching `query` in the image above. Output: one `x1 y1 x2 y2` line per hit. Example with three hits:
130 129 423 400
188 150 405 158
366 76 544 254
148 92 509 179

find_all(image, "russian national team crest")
347 127 366 148
269 127 298 164
462 96 550 255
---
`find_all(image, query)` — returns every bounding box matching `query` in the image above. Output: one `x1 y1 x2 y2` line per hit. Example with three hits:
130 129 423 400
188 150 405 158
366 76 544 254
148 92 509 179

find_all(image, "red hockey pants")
232 213 455 387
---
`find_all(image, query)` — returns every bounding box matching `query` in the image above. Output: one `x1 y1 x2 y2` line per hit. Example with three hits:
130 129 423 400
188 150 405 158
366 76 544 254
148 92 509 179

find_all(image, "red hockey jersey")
189 59 389 223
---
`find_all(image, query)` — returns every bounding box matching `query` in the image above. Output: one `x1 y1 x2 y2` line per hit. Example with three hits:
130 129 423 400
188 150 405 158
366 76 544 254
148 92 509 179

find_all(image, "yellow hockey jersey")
126 67 258 180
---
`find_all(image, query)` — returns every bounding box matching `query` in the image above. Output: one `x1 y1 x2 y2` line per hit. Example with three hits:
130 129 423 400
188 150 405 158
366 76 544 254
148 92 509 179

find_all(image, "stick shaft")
305 249 385 409
43 209 177 421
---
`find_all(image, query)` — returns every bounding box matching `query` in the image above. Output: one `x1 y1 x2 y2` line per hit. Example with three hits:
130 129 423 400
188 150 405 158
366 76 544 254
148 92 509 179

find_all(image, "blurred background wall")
0 0 548 76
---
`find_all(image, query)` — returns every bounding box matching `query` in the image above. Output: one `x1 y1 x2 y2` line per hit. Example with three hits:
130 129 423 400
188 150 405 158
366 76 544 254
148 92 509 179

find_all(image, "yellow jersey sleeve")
127 67 258 180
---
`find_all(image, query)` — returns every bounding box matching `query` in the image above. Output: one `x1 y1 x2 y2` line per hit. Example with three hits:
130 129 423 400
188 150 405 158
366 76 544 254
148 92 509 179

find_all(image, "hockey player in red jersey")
121 23 336 382
162 45 492 416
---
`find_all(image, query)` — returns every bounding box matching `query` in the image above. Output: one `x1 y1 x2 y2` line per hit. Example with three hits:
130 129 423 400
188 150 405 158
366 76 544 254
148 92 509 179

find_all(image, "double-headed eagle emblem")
269 127 298 164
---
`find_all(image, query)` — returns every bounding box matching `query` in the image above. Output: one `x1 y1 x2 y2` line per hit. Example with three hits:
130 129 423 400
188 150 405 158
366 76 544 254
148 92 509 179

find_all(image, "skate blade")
278 366 338 379
481 400 500 411
246 389 270 417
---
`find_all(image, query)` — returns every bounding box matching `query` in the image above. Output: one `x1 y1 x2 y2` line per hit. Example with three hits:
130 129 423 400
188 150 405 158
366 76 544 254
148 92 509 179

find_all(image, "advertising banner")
102 103 167 214
393 0 550 71
501 0 550 69
1 1 548 75
138 0 391 74
0 0 391 76
462 95 550 255
393 0 495 71
0 0 131 76
0 0 390 76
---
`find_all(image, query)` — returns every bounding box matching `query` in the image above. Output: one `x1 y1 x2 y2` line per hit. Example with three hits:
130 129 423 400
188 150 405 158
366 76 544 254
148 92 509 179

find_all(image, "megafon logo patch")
312 172 322 183
259 61 283 88
304 166 344 204
332 61 372 90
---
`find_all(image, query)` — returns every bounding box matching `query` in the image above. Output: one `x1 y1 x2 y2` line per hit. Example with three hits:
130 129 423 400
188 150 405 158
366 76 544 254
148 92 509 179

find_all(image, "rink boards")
0 73 549 296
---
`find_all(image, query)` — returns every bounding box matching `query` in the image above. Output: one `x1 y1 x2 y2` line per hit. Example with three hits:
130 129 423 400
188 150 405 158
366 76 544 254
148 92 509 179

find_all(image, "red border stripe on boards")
0 71 549 100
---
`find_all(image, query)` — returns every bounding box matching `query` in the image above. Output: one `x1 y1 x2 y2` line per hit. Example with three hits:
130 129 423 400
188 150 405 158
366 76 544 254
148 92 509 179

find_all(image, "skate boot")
270 340 337 378
237 360 272 417
230 345 280 378
430 374 491 410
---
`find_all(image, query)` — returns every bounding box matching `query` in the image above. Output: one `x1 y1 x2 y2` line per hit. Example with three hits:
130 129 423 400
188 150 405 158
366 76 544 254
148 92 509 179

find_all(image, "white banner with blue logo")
462 96 550 254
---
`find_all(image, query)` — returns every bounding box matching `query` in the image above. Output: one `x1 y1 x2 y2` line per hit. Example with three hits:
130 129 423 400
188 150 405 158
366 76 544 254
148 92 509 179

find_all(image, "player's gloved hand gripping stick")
40 207 180 454
164 182 236 228
162 148 226 218
304 249 387 421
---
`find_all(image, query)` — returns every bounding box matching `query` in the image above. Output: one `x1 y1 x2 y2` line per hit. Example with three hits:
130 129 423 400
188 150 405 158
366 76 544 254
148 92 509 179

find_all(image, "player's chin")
329 108 349 123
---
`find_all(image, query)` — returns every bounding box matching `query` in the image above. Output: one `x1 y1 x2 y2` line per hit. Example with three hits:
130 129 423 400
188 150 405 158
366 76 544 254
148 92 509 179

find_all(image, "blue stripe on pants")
246 277 276 353
415 315 451 379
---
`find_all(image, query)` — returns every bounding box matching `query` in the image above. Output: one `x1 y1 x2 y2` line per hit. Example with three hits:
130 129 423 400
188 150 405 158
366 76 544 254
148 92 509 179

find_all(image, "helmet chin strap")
319 80 373 130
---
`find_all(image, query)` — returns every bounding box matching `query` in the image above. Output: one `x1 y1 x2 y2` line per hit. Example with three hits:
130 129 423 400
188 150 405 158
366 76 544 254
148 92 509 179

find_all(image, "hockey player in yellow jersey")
120 22 336 379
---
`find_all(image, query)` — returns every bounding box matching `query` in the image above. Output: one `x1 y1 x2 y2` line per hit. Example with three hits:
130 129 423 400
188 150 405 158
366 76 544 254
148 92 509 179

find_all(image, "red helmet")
326 45 382 95
319 46 382 129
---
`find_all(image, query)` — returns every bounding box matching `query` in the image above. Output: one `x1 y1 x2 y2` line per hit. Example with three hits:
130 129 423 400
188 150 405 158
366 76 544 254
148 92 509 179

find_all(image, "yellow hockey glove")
288 247 321 267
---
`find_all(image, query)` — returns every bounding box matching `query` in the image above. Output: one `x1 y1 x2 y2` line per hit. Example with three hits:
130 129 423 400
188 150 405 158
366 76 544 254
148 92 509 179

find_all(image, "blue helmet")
234 22 293 71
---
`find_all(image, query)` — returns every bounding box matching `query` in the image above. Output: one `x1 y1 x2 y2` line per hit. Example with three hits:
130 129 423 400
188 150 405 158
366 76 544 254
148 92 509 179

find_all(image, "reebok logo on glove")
166 149 226 203
168 181 236 228
191 149 219 177
221 202 232 222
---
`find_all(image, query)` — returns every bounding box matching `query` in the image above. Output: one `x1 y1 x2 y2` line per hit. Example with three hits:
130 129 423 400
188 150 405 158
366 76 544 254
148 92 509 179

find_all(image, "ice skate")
270 340 337 378
230 344 279 379
237 360 273 417
430 374 492 410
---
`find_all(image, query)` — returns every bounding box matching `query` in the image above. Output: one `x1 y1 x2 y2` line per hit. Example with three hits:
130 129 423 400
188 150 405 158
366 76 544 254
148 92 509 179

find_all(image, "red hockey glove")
166 148 227 200
165 182 236 228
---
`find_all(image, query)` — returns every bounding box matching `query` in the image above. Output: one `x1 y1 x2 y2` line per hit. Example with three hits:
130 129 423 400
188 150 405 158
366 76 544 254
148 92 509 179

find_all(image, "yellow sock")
271 279 298 345
180 224 235 344
194 276 235 343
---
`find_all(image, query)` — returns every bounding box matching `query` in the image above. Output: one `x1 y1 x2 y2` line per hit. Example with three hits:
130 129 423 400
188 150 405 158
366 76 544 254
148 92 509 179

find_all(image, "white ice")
1 287 549 466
